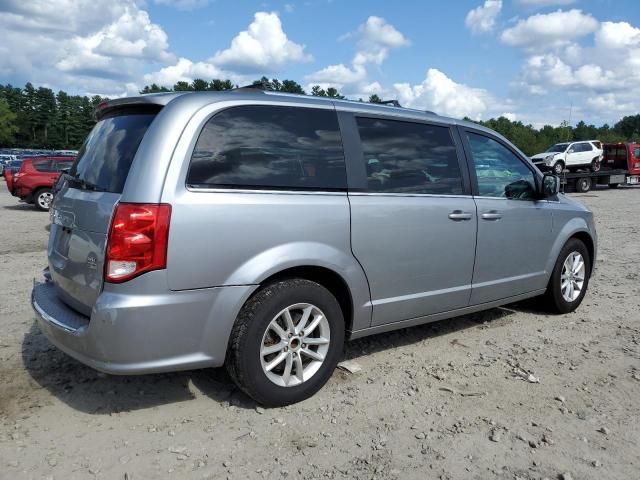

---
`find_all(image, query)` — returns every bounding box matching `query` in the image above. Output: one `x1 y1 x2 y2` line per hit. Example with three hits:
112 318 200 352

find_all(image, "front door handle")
448 210 473 221
481 210 502 221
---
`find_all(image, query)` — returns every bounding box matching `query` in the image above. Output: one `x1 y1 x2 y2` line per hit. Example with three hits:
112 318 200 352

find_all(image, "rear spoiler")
95 93 185 120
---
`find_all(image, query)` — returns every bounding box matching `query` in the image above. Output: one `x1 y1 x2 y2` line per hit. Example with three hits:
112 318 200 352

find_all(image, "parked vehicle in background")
531 140 603 174
9 156 75 210
602 142 640 186
549 142 640 193
0 154 18 176
55 150 79 157
32 91 596 406
3 158 24 191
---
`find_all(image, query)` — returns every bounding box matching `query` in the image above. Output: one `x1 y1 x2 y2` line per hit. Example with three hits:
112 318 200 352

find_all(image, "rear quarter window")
187 105 347 191
69 108 159 193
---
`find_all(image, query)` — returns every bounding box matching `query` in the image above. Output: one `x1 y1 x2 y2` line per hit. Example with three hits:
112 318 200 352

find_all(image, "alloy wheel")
260 303 330 387
560 251 586 302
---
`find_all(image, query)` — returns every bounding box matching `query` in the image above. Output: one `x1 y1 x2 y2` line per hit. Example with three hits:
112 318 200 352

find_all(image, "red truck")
8 156 75 210
560 142 640 192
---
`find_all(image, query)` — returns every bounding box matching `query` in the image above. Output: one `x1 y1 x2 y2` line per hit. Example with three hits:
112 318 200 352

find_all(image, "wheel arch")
545 219 596 279
259 266 355 335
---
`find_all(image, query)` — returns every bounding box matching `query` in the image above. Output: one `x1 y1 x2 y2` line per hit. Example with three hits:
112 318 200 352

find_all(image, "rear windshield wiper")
66 174 108 192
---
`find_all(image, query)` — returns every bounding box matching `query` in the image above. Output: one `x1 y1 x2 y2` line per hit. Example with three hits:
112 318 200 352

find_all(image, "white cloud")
515 0 576 7
394 69 491 119
594 21 640 50
284 4 294 13
143 57 228 86
0 0 174 96
501 112 517 121
212 12 311 72
306 16 408 93
305 64 366 86
154 0 210 10
501 9 598 49
353 15 410 66
465 1 503 34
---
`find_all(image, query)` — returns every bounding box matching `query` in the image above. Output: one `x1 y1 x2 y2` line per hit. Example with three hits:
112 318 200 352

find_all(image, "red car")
9 156 75 210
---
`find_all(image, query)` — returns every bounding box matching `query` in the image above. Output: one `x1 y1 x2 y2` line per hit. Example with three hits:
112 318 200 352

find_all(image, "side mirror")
567 148 575 154
541 173 560 198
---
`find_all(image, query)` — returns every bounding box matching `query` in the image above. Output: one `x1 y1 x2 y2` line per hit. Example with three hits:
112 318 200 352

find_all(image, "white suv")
531 141 603 174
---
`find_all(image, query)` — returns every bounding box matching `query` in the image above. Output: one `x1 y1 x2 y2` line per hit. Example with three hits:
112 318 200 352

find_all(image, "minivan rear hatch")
48 105 161 316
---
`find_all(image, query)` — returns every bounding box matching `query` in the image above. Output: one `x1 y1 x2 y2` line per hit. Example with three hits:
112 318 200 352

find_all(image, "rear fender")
223 241 372 331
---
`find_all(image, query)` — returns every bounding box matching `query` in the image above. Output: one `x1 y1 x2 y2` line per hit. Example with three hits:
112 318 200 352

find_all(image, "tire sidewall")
231 280 345 406
549 239 591 314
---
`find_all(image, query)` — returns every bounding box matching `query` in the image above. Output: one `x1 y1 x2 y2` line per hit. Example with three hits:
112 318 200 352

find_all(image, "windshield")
545 143 569 153
69 110 159 193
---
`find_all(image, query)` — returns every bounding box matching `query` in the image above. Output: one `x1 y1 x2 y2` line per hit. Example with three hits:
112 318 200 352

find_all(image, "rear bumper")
32 273 255 374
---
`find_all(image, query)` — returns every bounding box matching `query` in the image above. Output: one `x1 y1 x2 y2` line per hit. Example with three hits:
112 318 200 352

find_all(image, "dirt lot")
0 181 638 480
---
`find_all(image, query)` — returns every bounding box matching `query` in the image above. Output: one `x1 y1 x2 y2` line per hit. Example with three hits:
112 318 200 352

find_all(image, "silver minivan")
32 90 597 406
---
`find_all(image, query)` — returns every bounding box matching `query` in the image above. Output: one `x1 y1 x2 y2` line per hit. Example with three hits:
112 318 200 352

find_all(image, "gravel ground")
0 181 639 480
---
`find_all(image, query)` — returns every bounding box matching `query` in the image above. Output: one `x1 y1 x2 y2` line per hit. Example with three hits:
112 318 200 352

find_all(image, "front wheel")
34 188 53 211
591 158 601 172
544 238 591 314
226 279 345 406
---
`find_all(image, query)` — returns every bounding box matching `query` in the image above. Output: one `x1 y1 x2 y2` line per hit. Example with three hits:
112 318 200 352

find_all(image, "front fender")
223 241 372 332
544 216 593 281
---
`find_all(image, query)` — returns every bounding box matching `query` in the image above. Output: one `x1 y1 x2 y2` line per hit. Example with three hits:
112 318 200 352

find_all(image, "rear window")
69 109 159 193
187 105 346 191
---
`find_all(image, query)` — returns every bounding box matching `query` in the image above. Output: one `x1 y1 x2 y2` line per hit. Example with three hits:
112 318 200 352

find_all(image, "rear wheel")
591 158 601 172
34 188 53 211
544 238 591 314
576 177 591 193
553 161 564 175
226 279 345 406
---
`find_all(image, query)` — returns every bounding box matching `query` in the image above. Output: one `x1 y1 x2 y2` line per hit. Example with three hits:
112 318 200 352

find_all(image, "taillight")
105 203 171 283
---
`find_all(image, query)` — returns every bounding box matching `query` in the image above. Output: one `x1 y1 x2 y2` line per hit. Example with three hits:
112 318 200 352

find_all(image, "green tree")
368 94 382 104
190 79 209 91
140 84 170 94
209 79 234 91
0 98 18 146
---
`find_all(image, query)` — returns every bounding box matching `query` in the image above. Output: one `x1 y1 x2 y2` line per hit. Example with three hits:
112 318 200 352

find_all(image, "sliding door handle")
481 210 502 220
448 210 473 221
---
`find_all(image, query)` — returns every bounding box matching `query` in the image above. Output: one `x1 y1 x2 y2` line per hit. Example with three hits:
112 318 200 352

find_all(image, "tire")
226 279 345 406
34 188 53 211
544 238 591 314
609 183 620 189
591 158 601 172
553 161 564 175
576 177 591 193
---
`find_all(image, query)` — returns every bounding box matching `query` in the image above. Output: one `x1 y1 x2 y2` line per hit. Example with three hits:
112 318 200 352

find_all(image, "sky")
1 0 639 127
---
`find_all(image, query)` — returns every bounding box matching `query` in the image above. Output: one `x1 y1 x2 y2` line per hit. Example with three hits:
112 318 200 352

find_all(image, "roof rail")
378 99 402 107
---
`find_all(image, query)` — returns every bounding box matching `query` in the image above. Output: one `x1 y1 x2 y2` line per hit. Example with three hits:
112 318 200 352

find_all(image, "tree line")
1 79 639 155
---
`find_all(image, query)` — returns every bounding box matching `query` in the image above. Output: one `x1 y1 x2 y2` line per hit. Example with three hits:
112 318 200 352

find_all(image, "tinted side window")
55 161 74 171
32 160 53 172
578 142 592 152
188 106 346 190
466 132 536 200
633 147 640 159
355 117 463 195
